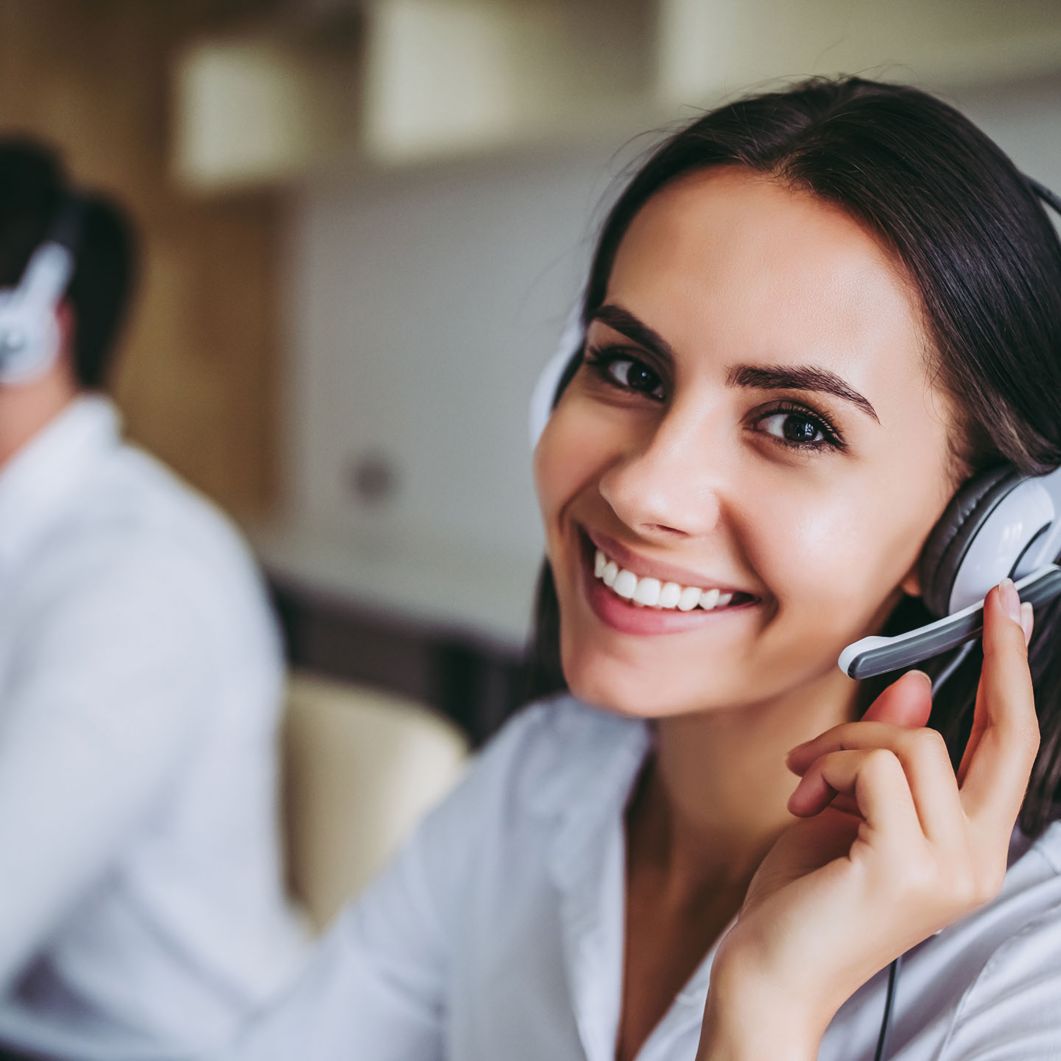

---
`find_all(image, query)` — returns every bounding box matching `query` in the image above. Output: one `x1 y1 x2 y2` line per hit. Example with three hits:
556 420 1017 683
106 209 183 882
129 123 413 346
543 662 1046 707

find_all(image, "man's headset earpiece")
528 173 1061 681
0 194 85 385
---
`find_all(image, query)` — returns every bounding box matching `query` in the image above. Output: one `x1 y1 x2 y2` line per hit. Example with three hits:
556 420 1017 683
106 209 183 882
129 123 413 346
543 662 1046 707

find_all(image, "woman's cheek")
531 418 570 527
534 400 609 520
777 489 921 640
753 489 888 644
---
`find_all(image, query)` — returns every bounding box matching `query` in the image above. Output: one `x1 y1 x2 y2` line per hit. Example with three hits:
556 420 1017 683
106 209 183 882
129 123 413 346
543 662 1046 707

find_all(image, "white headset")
528 299 583 452
528 297 1061 679
0 196 84 385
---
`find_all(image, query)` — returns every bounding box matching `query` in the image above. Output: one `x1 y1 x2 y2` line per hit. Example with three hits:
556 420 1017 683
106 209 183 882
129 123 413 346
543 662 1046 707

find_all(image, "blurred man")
0 140 307 1060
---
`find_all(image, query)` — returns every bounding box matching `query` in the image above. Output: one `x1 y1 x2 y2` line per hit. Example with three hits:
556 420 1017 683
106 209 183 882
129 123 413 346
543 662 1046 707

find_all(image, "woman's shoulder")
370 693 648 914
929 818 1061 1057
471 692 649 812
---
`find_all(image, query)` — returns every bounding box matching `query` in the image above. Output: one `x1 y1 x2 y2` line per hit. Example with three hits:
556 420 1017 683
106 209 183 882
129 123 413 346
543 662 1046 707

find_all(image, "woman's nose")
597 411 726 540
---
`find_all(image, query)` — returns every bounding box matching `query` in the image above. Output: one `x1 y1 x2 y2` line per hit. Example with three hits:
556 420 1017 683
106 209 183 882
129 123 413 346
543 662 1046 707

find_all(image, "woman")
226 75 1061 1060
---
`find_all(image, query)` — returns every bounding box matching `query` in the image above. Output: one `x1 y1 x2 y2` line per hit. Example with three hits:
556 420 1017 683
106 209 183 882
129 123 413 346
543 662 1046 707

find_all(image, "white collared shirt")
224 692 1061 1061
0 396 309 1060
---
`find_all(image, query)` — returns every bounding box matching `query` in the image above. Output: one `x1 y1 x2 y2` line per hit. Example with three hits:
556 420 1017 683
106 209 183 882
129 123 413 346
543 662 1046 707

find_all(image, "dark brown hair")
0 137 138 389
520 75 1061 838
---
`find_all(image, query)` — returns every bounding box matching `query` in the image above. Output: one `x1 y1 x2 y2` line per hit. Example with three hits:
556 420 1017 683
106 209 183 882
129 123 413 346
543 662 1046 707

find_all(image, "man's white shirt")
0 395 309 1059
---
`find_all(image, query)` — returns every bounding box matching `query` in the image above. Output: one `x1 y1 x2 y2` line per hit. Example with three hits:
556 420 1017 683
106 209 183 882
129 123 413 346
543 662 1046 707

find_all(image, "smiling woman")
535 164 957 724
224 76 1061 1061
526 79 1061 836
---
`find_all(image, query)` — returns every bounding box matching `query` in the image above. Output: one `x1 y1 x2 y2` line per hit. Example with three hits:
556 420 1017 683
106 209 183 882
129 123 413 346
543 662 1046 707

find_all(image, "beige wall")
0 0 280 517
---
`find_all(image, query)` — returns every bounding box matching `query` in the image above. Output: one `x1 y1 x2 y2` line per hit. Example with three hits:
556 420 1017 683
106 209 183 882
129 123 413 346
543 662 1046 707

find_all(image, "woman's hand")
698 580 1037 1058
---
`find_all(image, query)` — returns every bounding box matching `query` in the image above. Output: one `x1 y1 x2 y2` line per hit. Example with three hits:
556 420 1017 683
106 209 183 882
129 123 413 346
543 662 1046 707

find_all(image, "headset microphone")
0 195 85 385
839 466 1061 678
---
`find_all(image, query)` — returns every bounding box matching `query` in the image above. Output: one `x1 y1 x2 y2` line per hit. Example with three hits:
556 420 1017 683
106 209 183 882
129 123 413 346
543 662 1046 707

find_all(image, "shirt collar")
525 696 652 1061
523 697 749 1057
0 393 121 573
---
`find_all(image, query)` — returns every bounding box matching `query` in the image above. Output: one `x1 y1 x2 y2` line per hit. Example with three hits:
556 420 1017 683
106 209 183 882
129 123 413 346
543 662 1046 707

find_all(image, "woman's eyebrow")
589 302 880 424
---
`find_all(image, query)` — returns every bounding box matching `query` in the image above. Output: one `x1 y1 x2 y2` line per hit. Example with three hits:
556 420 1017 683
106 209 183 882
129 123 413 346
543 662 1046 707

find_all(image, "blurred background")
3 0 1058 759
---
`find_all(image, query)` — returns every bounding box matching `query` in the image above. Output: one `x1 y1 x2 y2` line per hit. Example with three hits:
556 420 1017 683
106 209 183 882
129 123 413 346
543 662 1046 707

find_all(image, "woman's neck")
629 664 862 899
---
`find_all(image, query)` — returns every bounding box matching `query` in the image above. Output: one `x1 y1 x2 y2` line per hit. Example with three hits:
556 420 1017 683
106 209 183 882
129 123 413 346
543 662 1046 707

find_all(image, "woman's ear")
899 558 922 598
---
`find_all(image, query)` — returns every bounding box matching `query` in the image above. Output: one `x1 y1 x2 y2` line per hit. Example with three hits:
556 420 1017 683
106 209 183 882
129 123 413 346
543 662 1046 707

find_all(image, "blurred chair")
282 671 470 931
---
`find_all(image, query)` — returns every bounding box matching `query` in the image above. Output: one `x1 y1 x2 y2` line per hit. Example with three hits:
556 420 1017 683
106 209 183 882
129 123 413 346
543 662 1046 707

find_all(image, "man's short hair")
0 137 138 389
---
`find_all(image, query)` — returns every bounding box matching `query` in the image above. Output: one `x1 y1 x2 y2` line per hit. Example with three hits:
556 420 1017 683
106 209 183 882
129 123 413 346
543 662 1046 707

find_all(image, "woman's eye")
755 406 844 453
583 347 664 400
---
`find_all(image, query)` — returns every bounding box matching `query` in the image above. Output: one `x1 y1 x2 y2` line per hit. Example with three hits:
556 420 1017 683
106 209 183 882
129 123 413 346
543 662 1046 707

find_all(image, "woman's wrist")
696 947 826 1061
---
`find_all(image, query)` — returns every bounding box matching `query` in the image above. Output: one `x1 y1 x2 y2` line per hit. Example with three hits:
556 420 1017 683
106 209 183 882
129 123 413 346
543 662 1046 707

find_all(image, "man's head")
0 137 137 392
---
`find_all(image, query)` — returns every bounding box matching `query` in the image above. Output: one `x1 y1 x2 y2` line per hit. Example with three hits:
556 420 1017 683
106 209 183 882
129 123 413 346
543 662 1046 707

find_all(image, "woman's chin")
562 662 721 720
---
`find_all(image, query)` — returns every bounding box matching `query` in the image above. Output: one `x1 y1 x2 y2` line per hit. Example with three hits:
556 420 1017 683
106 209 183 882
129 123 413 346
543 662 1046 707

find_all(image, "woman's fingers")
786 670 932 778
788 747 924 856
790 580 1038 834
786 673 950 839
957 581 1039 837
787 719 963 843
860 667 933 728
786 671 933 780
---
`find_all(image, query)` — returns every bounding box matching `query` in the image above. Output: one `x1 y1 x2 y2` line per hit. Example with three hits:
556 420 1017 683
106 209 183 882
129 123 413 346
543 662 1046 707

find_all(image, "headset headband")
1028 176 1061 217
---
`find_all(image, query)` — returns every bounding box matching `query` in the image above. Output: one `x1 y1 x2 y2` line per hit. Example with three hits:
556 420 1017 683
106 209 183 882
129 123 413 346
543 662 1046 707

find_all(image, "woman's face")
533 166 961 719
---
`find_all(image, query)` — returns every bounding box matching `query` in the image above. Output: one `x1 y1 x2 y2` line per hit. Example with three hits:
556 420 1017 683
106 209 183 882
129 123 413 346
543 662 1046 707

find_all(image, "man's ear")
56 300 74 352
54 300 78 374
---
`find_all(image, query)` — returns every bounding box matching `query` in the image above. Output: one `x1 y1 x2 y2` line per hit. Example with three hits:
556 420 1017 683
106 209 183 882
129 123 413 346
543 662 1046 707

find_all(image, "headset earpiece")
917 464 1061 618
0 196 84 386
528 299 586 451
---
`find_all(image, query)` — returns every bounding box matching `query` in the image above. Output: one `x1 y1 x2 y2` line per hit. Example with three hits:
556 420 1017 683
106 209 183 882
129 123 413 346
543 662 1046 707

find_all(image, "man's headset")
0 194 85 385
528 177 1061 684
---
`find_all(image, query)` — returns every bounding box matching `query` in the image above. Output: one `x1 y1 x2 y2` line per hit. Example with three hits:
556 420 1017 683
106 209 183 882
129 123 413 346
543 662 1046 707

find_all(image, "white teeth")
659 582 682 608
612 569 638 600
632 577 661 606
677 586 701 611
591 544 750 612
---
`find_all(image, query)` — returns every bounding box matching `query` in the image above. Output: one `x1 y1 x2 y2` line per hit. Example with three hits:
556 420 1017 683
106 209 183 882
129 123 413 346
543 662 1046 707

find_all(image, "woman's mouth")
577 527 762 635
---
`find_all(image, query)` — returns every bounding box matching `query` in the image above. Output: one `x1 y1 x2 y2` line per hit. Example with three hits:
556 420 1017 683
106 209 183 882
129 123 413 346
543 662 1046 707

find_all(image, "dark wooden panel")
268 578 528 747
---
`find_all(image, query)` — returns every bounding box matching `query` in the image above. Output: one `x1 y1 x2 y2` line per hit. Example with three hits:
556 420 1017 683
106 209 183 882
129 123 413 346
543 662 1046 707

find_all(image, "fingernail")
999 578 1021 624
907 669 932 688
1021 601 1034 645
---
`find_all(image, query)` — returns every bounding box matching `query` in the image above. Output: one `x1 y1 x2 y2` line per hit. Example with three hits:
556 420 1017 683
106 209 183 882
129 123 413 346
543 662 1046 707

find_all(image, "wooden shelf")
173 0 1061 190
175 1 1061 190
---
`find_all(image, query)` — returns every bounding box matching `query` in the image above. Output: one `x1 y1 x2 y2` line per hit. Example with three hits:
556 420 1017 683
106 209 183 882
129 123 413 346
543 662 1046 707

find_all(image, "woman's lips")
585 527 754 597
576 528 762 636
